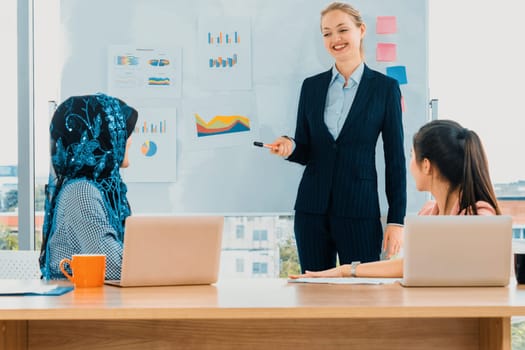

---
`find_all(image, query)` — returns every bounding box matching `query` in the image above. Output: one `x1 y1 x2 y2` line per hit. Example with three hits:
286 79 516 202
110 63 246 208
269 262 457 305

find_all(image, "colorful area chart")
195 113 250 137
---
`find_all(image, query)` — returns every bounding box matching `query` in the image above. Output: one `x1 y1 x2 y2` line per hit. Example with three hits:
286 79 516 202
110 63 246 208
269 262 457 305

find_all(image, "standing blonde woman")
270 2 406 272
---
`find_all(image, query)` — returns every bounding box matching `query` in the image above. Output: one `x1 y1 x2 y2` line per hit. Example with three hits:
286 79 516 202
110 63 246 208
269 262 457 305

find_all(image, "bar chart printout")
198 17 252 89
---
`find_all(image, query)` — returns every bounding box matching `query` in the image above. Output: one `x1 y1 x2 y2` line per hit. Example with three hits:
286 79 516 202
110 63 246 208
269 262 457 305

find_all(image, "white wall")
59 0 428 215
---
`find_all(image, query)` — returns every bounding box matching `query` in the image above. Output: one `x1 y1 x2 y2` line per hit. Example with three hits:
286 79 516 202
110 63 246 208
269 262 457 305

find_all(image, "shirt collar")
330 62 365 87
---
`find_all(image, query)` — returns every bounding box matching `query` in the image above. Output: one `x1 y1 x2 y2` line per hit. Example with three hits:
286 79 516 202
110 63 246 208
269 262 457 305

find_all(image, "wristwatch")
350 261 361 278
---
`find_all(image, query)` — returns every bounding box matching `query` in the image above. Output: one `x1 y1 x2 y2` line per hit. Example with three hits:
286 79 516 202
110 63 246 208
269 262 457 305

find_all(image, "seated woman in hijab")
290 119 501 279
39 94 138 280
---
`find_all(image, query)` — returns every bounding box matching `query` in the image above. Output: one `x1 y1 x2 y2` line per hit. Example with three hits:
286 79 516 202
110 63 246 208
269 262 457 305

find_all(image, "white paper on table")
0 279 59 294
288 277 402 285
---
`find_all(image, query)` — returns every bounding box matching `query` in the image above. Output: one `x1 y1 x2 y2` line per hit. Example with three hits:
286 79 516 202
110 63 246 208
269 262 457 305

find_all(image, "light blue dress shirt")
324 63 364 140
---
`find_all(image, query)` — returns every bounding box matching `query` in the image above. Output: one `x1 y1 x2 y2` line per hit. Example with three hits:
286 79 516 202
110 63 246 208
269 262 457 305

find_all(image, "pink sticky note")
376 16 397 34
401 95 406 113
376 43 396 62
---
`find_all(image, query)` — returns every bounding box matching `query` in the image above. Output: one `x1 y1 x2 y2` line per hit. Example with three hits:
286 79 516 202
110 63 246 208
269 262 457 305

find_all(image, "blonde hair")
321 2 365 59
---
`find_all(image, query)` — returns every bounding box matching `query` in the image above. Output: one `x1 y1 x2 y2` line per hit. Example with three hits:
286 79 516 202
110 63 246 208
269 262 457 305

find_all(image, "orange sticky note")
376 43 396 62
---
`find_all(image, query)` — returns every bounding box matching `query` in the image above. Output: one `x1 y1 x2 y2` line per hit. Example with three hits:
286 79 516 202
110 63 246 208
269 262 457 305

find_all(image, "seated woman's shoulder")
418 200 437 216
475 201 497 216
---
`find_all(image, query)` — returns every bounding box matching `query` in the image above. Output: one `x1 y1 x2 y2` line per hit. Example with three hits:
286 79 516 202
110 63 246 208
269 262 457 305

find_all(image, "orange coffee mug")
59 254 106 288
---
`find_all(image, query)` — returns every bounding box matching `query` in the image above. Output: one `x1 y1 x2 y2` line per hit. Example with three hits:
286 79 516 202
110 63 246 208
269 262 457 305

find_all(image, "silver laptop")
106 216 224 287
401 215 512 287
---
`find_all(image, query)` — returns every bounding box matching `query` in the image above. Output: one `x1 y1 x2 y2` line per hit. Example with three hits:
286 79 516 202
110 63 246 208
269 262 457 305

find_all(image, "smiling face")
321 9 365 63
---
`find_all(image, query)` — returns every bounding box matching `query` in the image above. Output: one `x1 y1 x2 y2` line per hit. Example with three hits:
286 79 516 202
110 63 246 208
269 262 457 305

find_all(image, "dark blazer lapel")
337 64 375 140
316 69 335 141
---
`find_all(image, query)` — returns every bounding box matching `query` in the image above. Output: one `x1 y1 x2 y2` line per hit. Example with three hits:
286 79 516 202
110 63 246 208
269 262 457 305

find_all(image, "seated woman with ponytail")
290 119 501 279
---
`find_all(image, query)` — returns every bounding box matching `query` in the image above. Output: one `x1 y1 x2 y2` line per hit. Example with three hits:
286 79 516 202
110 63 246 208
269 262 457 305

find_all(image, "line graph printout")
198 17 252 90
108 46 182 99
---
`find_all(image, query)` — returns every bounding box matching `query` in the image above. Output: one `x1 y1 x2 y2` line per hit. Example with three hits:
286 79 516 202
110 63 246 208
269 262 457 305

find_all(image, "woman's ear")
360 23 367 39
422 158 432 175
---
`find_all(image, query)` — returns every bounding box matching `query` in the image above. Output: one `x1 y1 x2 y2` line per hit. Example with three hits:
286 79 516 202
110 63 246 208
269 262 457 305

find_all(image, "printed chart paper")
108 46 182 99
198 17 252 90
121 107 177 183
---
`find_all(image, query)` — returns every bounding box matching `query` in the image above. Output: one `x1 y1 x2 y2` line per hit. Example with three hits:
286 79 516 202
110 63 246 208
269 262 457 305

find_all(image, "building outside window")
235 225 244 239
252 262 268 275
253 229 268 242
235 258 244 273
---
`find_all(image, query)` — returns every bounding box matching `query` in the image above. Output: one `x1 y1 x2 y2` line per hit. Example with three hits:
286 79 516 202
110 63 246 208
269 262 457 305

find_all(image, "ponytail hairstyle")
412 119 501 215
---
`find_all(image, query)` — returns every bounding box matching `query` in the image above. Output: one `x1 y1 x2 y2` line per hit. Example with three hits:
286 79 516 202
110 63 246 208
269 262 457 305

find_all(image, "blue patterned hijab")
39 94 138 276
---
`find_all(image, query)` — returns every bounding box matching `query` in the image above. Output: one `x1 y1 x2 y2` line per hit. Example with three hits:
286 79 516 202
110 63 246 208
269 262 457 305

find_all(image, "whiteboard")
59 0 428 215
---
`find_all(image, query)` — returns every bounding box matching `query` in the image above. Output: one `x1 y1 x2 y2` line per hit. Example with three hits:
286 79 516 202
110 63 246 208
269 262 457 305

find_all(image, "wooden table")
1 279 525 350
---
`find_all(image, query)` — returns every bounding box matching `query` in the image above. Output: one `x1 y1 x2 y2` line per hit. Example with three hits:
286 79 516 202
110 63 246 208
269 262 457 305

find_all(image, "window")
513 228 522 240
0 0 18 250
429 0 524 187
429 0 525 258
235 258 244 273
235 225 245 239
252 262 268 274
0 166 18 212
253 229 268 241
33 0 60 250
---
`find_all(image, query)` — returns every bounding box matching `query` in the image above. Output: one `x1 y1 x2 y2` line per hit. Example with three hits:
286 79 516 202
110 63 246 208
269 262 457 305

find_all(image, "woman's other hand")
289 265 350 279
383 225 403 259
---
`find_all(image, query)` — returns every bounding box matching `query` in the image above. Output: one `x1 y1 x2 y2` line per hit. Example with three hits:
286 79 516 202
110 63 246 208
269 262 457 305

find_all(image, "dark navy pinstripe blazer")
288 64 407 224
